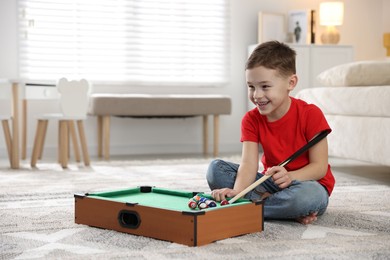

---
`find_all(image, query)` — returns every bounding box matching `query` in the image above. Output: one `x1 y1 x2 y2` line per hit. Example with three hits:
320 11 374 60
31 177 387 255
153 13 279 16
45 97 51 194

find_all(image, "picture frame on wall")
257 12 286 43
288 10 314 44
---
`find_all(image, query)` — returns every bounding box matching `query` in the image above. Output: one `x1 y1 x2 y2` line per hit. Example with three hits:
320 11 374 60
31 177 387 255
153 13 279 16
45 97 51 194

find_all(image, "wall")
0 0 17 79
382 0 390 33
0 0 389 159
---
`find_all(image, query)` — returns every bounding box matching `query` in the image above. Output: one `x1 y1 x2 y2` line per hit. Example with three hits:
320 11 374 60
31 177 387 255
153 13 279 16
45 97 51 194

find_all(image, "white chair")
0 80 13 167
30 78 90 168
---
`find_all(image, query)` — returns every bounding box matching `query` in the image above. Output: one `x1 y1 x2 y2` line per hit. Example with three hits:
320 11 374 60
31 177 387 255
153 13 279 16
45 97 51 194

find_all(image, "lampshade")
320 2 344 26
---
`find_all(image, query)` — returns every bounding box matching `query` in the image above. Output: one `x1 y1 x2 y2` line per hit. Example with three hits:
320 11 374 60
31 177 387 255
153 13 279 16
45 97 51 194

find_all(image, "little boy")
207 41 335 224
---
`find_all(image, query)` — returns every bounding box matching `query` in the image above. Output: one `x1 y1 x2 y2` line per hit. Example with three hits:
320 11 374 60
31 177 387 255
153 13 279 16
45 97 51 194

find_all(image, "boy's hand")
265 166 292 189
211 188 238 202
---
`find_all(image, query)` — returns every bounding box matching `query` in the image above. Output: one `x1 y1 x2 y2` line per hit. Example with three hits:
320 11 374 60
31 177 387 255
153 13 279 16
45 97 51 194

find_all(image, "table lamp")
319 2 344 44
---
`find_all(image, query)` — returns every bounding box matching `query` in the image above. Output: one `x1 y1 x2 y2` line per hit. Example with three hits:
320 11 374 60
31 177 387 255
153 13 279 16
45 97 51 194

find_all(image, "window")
18 0 229 87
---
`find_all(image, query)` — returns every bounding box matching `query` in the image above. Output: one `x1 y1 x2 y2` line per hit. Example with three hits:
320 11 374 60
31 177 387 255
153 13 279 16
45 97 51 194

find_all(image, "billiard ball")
206 199 217 207
220 200 229 206
193 195 201 201
188 199 197 209
198 201 208 209
197 197 209 208
198 197 208 202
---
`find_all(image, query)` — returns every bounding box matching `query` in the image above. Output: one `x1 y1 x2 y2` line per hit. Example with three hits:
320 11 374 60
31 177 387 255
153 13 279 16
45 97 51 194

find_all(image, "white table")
0 79 20 169
1 79 58 168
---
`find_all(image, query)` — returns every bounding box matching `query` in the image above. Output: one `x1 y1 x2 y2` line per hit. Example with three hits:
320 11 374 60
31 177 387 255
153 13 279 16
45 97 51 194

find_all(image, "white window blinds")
18 0 229 87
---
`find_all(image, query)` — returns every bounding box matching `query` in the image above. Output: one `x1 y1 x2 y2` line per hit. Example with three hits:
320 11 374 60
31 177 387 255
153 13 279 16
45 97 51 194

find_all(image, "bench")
88 94 232 159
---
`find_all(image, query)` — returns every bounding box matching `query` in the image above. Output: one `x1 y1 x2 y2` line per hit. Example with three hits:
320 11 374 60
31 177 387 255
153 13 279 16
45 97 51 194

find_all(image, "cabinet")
247 44 354 96
290 44 354 96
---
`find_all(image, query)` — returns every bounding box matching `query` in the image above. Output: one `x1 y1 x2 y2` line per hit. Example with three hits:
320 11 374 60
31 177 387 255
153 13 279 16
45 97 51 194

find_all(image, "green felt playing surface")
87 187 251 212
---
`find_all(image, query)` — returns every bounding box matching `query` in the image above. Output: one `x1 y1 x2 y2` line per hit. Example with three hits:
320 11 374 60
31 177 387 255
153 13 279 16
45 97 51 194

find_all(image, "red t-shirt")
241 97 335 195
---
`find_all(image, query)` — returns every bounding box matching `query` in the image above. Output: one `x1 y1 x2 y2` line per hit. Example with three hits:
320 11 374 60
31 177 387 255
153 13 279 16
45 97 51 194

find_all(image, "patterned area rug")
1 155 390 259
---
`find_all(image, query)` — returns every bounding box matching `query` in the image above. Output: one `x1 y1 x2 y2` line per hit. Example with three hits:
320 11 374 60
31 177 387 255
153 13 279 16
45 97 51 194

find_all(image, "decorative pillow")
316 60 390 86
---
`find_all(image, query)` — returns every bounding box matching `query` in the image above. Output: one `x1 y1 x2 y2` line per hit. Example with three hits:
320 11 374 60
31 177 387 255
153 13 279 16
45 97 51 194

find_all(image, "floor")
1 152 389 186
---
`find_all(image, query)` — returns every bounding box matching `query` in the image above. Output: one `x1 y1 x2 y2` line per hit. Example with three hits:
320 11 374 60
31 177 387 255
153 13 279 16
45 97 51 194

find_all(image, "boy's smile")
255 100 271 111
246 66 297 121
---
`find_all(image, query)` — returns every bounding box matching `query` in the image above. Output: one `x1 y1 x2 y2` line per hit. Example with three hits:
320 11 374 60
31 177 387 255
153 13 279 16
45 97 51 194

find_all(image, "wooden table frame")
6 80 55 169
75 187 264 246
97 114 220 161
10 82 19 169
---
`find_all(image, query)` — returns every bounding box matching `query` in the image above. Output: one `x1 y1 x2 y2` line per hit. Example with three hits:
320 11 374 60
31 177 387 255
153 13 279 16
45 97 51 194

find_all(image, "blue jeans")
206 159 329 220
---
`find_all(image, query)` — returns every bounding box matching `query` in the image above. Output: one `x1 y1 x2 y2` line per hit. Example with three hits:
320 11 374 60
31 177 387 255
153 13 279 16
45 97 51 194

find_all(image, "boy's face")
246 66 297 122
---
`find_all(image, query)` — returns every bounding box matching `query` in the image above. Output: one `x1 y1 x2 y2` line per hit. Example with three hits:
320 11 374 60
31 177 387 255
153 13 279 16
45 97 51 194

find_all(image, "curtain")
18 0 230 87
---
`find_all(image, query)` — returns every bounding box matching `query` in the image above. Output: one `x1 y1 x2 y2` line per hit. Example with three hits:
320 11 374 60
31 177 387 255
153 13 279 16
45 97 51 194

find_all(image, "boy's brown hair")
246 41 296 78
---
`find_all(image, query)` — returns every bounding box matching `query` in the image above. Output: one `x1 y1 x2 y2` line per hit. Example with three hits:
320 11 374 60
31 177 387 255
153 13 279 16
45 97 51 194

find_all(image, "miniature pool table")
74 186 264 246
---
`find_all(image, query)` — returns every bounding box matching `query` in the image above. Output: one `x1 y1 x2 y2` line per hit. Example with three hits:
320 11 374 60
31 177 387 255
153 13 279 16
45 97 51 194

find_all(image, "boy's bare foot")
296 212 318 225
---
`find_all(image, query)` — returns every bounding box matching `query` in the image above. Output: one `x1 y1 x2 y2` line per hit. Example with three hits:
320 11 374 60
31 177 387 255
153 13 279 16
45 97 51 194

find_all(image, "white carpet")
1 155 390 259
